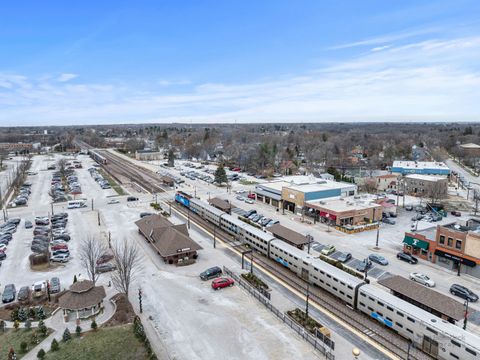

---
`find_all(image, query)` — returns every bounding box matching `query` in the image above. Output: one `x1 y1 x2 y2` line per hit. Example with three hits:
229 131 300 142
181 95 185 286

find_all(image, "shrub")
25 319 32 330
91 320 97 331
28 307 36 319
51 338 59 351
20 341 28 353
37 307 46 320
62 328 71 342
38 320 47 337
13 320 20 330
75 325 82 337
37 348 46 359
10 308 19 322
30 330 39 345
18 307 28 321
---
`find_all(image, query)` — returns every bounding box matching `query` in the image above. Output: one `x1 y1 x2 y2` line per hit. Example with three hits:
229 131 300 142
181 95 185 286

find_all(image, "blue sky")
1 1 480 125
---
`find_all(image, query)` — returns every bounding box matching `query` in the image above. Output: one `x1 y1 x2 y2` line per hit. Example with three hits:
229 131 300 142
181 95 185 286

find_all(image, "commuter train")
175 191 480 360
89 150 108 165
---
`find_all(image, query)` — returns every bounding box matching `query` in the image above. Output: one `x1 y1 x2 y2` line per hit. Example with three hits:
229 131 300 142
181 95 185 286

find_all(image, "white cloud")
57 73 78 82
158 79 191 87
1 34 480 125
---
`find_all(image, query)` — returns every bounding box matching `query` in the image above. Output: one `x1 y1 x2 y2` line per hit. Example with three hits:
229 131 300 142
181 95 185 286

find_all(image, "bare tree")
425 180 447 205
473 189 480 215
110 239 142 296
79 235 107 286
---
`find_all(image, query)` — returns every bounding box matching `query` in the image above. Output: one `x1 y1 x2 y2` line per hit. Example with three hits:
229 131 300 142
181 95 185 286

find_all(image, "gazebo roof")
58 284 106 310
70 280 94 293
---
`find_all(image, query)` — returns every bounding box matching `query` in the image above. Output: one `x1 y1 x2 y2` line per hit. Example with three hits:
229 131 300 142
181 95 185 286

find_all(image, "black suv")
200 266 222 280
450 284 479 302
396 252 418 264
127 196 139 202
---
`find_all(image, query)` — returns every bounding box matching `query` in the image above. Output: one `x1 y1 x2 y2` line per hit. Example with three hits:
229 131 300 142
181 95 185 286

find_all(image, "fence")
223 266 334 360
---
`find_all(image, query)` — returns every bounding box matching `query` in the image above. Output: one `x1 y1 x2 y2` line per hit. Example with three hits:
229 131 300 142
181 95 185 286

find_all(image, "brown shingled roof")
70 280 94 293
135 214 171 237
150 226 202 257
58 285 106 310
268 224 309 246
378 275 464 320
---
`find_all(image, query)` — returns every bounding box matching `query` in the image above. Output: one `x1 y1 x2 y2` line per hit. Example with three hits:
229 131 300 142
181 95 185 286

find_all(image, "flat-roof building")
404 174 448 199
391 161 450 175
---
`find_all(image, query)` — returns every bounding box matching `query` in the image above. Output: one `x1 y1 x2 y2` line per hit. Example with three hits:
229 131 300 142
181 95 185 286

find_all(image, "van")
199 266 222 280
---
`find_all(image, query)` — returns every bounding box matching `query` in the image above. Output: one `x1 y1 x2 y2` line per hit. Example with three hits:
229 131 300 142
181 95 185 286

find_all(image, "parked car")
356 259 372 272
17 286 30 301
107 199 120 204
368 254 389 265
0 252 6 260
211 277 234 290
382 218 396 225
247 193 256 199
96 263 116 273
51 244 68 251
2 284 16 303
321 245 336 256
409 272 435 287
200 266 222 280
52 249 70 257
337 252 352 263
127 196 139 202
451 211 462 217
50 277 61 293
449 284 479 302
266 220 279 227
139 212 153 218
244 198 254 204
411 214 424 221
51 254 69 263
396 252 418 264
24 220 33 229
96 254 114 265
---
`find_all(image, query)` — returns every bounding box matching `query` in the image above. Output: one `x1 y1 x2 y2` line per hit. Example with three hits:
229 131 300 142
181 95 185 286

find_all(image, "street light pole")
305 283 310 320
213 226 216 249
464 299 469 330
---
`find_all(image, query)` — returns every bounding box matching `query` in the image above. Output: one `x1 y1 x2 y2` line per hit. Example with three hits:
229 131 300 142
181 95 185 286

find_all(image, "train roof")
243 222 276 241
362 284 480 351
189 198 226 217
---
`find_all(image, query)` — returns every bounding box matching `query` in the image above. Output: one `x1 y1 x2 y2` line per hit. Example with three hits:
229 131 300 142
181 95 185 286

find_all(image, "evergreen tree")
75 325 82 337
167 149 175 167
36 307 46 320
38 320 47 337
37 349 45 359
18 308 27 321
214 164 228 185
91 320 97 331
28 307 36 319
73 274 78 283
50 338 59 351
62 328 71 342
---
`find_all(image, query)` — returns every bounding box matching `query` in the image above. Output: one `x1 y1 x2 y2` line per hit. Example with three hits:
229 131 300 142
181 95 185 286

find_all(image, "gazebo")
58 280 106 322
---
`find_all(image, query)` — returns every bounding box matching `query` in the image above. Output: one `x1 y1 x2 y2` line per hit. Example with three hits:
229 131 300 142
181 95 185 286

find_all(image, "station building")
391 161 450 176
254 176 357 214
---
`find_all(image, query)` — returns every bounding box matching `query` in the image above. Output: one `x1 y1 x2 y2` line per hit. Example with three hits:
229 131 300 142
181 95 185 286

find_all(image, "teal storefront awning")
403 235 429 251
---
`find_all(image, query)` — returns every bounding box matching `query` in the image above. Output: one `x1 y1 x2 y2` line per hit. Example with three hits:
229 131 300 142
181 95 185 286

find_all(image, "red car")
51 244 68 251
451 211 461 217
211 277 234 290
247 193 256 199
231 167 241 172
96 254 114 265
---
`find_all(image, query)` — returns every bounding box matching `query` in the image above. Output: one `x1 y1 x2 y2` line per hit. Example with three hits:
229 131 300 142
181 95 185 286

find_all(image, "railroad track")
89 149 431 360
95 150 166 193
170 201 432 360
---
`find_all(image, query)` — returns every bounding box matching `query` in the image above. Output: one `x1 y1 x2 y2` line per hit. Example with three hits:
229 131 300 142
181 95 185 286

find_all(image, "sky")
1 1 480 126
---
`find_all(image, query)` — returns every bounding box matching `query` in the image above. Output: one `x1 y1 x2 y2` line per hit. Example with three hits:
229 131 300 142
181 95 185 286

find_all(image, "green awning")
403 235 429 250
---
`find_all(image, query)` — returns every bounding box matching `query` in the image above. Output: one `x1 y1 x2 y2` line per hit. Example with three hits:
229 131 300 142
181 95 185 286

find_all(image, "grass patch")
239 179 258 185
0 328 51 359
45 325 150 360
98 169 126 196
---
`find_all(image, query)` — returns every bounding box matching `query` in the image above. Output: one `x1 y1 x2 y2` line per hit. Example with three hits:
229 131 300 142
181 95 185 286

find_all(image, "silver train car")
185 197 480 359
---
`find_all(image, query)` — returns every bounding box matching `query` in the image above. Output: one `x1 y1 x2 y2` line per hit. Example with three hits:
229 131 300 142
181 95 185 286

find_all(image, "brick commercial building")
404 174 448 199
404 219 480 278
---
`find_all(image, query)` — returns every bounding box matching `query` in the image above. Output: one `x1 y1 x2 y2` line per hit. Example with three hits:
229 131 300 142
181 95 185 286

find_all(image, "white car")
51 240 68 246
409 272 435 287
245 198 254 204
107 199 120 204
51 254 69 263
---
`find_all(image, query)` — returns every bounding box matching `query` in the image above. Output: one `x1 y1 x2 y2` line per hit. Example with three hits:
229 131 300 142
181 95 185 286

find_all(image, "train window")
377 301 384 307
377 312 383 317
333 278 338 282
303 261 308 265
340 281 345 286
320 270 325 275
340 291 345 295
386 317 392 322
313 276 318 280
368 297 374 301
360 293 366 297
319 279 324 283
294 257 298 260
333 287 337 291
326 283 331 287
359 302 365 307
406 328 413 334
451 340 461 347
395 322 403 328
396 311 404 317
465 348 477 356
348 285 353 290
314 267 318 271
387 306 394 311
425 327 437 335
347 295 352 299
367 306 374 312
327 274 331 278
407 317 415 323
449 353 459 360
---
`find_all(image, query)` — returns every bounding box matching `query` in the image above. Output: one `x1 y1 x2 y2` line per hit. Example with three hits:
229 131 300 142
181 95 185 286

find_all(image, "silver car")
409 272 435 287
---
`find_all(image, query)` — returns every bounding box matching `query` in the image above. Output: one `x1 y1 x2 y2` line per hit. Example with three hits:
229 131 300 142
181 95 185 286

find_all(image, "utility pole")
187 208 190 229
108 232 112 249
213 226 216 248
305 283 310 320
138 288 143 314
250 252 254 275
91 199 94 211
464 299 469 330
